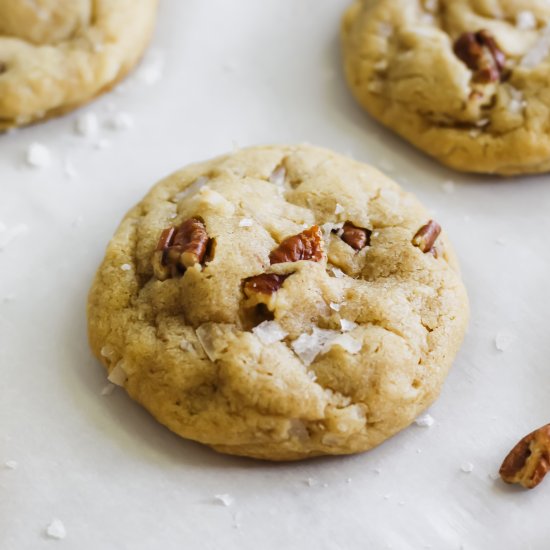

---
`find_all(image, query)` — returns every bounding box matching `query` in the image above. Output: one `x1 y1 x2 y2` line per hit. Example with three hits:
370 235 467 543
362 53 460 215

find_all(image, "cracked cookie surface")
342 0 550 175
87 145 469 461
0 0 158 130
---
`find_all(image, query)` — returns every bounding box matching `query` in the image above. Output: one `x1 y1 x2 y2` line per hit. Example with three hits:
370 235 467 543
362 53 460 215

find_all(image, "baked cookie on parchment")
0 0 158 131
88 145 469 461
342 0 550 175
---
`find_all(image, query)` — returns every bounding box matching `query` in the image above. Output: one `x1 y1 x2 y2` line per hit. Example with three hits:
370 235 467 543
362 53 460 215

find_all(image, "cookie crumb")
45 519 66 540
4 460 18 470
252 321 288 345
461 462 474 473
239 218 254 227
495 331 514 351
415 413 435 428
25 143 51 168
214 494 234 506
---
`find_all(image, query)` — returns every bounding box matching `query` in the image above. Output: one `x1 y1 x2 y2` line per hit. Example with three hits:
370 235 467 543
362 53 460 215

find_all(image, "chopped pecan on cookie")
453 30 506 83
340 221 371 251
412 220 441 254
500 424 550 489
152 217 212 280
269 226 324 264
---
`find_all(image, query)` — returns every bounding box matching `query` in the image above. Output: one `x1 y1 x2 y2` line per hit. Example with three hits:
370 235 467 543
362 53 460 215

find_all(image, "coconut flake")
107 361 127 386
521 25 550 68
340 319 358 332
252 321 288 345
331 334 362 355
239 218 254 227
461 462 474 473
25 143 51 168
45 519 66 540
415 413 435 428
74 112 99 138
516 11 537 31
214 494 234 506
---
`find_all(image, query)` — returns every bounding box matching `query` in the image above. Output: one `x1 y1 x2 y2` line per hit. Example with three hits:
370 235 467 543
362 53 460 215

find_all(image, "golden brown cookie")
0 0 158 130
342 0 550 175
88 145 469 461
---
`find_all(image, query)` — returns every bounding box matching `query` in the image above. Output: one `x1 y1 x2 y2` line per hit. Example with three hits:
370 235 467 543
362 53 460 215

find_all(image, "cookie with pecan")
0 0 158 130
87 145 469 460
342 0 550 175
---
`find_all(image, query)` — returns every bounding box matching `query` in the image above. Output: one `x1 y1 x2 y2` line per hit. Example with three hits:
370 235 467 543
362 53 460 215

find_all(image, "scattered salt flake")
269 166 286 186
4 460 18 470
45 519 66 540
330 266 346 279
120 263 132 271
461 462 474 473
63 159 78 179
214 494 234 506
291 328 340 365
174 176 210 201
476 118 490 127
495 331 515 351
106 112 134 131
25 143 51 168
305 477 318 487
488 472 500 481
508 87 526 114
179 339 194 352
415 413 435 428
107 361 126 387
100 383 115 396
74 112 99 137
340 319 357 332
334 203 345 215
329 302 342 312
0 224 30 250
252 321 288 346
441 180 455 194
239 218 254 227
516 11 537 31
521 25 550 68
135 50 165 85
331 333 362 354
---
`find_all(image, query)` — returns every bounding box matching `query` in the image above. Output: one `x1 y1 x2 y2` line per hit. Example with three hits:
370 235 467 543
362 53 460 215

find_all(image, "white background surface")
1 1 549 548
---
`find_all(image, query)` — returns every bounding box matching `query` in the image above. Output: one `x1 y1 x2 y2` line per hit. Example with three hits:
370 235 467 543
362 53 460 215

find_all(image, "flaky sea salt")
330 266 346 279
239 218 254 227
461 462 475 473
106 112 134 131
4 460 18 470
74 112 99 137
521 25 550 68
495 331 515 351
305 477 318 487
516 10 537 31
253 321 288 345
135 49 165 85
120 263 132 271
107 361 127 386
329 302 342 312
335 203 345 215
291 328 340 366
331 334 362 354
26 143 51 168
269 166 286 186
508 87 526 114
415 413 435 428
214 494 234 506
340 319 358 332
45 519 66 540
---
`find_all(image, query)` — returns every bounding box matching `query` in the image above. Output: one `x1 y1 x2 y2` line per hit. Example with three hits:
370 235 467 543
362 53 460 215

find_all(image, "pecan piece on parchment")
152 217 211 280
340 221 371 251
269 225 324 264
412 220 441 254
453 30 506 83
500 424 550 489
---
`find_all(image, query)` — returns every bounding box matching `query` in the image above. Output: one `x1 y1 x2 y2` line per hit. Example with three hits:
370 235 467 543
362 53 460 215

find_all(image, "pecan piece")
340 221 371 251
243 273 289 310
152 217 211 280
412 220 441 254
453 30 506 83
500 424 550 489
269 226 323 264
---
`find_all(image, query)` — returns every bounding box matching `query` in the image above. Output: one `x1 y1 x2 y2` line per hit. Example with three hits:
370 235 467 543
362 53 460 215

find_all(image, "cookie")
342 0 550 175
0 0 158 131
87 145 469 461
